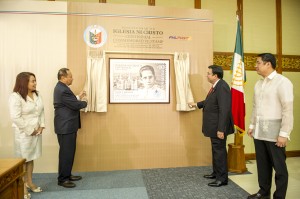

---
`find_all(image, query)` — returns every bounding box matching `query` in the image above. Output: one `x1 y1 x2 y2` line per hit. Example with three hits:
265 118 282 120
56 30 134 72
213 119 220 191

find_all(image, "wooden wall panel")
67 2 213 171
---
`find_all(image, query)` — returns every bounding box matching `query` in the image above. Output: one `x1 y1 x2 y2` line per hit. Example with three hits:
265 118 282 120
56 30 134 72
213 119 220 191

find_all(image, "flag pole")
234 2 244 148
227 2 247 173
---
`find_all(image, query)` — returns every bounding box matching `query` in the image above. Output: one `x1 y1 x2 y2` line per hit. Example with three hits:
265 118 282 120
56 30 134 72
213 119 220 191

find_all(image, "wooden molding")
286 150 300 157
276 0 283 74
213 52 257 71
245 153 256 161
245 150 300 160
195 0 201 9
213 52 300 72
282 55 300 71
148 0 155 6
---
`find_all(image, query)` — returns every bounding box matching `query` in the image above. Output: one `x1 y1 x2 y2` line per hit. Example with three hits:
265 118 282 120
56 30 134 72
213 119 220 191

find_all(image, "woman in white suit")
9 72 45 199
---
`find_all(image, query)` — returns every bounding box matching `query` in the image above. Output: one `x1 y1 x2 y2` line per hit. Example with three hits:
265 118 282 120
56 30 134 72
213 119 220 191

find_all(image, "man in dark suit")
189 65 234 187
54 68 87 188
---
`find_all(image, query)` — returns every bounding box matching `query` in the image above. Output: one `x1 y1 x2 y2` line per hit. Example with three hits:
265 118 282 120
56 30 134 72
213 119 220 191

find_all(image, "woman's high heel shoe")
24 193 31 199
26 183 43 192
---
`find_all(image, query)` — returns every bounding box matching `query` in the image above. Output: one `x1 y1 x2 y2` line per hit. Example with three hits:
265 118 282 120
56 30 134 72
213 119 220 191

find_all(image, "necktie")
207 86 213 97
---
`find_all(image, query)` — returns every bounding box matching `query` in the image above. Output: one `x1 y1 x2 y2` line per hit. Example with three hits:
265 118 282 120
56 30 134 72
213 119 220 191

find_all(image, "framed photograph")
109 58 170 103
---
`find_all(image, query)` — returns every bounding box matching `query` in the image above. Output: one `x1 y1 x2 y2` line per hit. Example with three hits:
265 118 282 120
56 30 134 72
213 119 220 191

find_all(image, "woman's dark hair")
13 72 38 101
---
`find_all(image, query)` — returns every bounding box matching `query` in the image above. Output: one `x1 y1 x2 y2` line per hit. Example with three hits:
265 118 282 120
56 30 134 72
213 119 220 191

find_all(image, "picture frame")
109 58 170 103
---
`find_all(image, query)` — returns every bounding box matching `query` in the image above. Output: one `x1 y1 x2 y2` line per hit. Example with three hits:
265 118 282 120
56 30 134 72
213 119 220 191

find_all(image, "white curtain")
83 50 107 112
0 1 67 171
174 52 195 111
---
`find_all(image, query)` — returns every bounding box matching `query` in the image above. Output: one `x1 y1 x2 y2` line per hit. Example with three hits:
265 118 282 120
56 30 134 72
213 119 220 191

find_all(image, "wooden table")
0 159 25 199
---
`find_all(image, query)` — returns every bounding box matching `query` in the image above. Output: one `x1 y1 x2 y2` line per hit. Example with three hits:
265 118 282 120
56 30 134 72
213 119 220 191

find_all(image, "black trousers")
210 136 228 182
254 139 288 199
57 132 77 182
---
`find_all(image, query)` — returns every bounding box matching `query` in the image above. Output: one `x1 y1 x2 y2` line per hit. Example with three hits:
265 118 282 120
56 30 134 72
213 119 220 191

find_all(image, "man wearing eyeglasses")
189 65 234 187
247 53 293 199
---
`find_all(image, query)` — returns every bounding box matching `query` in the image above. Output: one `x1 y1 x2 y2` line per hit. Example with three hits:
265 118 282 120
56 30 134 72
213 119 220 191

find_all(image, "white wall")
0 1 67 172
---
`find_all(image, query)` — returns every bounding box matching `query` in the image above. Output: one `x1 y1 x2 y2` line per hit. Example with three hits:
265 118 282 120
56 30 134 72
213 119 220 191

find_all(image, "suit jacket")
54 81 87 135
197 79 234 138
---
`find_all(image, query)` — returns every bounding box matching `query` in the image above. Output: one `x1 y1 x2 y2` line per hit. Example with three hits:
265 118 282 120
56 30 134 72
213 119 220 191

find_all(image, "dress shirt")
249 71 293 141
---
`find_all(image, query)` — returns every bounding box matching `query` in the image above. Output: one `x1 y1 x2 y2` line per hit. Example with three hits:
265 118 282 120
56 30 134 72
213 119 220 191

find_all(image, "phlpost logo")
168 36 192 40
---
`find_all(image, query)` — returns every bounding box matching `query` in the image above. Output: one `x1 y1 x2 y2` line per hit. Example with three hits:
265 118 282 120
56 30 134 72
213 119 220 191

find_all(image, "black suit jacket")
54 81 87 135
197 79 234 138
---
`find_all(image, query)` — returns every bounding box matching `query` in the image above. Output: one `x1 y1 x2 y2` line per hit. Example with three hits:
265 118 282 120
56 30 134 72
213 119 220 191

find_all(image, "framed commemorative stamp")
109 58 170 103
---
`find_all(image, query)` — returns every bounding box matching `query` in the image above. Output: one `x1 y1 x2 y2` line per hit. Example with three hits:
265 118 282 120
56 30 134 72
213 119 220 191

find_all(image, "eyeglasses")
256 61 269 65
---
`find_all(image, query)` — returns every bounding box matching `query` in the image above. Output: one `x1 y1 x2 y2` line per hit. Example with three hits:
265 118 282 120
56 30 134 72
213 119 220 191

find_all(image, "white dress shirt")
249 71 293 142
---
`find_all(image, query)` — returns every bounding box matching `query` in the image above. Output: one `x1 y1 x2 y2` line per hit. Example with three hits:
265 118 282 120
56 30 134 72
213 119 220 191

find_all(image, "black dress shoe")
69 175 82 181
247 193 270 199
208 180 228 187
203 174 216 179
58 180 76 188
